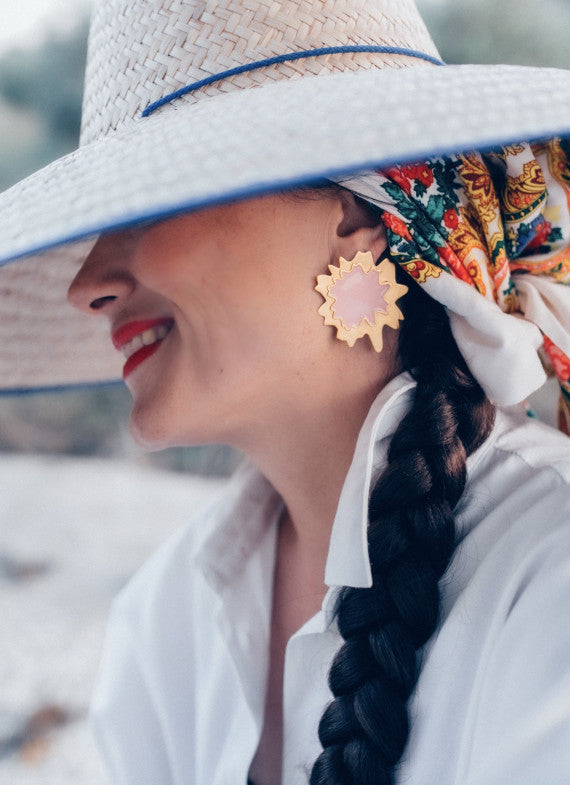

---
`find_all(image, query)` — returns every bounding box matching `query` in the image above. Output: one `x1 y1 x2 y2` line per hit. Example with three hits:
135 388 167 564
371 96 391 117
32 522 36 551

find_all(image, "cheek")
136 230 240 303
135 250 190 293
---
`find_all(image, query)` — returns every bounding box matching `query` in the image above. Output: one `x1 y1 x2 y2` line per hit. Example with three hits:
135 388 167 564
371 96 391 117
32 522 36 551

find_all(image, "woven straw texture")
0 0 569 390
0 241 123 388
81 0 439 142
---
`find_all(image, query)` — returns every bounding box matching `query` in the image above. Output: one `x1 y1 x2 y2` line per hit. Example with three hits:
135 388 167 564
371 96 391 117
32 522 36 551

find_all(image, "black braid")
310 268 495 785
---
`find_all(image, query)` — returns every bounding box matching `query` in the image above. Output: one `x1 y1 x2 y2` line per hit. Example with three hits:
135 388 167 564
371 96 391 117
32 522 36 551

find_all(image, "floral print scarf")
335 138 570 433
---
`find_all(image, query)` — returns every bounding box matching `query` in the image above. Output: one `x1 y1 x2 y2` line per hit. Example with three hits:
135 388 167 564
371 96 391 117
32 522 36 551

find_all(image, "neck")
236 375 387 582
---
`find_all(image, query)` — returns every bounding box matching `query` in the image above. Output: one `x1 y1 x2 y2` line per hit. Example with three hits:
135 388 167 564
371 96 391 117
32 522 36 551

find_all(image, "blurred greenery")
416 0 570 68
0 0 568 470
0 20 87 189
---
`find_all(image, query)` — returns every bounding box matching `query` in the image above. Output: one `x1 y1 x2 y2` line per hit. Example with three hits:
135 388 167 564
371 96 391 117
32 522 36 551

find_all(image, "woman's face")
68 193 384 450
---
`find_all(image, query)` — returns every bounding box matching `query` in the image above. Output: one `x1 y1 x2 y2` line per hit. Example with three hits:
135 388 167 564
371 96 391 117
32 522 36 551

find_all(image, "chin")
128 403 221 452
129 418 171 451
128 401 181 451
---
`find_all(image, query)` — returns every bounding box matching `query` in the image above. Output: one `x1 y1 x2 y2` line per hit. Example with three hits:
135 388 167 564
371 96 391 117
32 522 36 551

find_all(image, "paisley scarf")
336 138 570 432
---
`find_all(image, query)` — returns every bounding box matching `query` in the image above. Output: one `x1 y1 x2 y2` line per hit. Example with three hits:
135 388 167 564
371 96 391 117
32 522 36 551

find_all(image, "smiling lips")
112 318 174 379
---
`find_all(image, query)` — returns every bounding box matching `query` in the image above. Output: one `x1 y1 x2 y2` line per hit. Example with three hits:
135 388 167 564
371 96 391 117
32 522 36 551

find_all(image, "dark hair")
310 266 496 784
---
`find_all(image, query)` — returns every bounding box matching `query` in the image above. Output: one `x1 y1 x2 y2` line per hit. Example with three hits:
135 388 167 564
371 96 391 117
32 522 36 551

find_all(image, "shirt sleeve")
89 598 171 785
461 523 570 785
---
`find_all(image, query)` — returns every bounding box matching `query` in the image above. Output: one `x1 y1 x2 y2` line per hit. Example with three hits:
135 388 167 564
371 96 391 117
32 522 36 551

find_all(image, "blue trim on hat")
141 45 445 117
2 127 570 395
2 129 570 276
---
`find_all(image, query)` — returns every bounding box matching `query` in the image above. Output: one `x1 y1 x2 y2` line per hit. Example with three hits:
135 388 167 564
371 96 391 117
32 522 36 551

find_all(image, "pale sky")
0 0 92 54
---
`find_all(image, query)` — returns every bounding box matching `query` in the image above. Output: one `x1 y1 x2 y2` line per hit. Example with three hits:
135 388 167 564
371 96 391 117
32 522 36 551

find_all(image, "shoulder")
90 470 238 727
449 413 570 782
109 472 233 635
462 406 570 529
493 406 570 480
108 457 277 638
448 407 570 623
89 472 244 784
420 411 570 782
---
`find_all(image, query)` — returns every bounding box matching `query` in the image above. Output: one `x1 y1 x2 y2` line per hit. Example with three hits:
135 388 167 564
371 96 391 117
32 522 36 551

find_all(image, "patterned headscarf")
335 138 570 433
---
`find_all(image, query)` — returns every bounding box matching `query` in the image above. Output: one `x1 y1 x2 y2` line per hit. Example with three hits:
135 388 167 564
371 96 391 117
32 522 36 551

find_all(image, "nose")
67 233 136 315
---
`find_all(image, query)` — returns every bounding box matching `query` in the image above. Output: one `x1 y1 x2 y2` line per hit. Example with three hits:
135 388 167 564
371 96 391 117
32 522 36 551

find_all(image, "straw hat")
1 0 570 391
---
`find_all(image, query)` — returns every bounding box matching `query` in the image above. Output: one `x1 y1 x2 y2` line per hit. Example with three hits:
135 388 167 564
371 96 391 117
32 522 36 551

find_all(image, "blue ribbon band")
142 45 445 117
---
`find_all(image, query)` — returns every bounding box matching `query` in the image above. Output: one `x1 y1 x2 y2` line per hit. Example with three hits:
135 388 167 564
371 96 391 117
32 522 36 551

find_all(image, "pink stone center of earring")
330 266 390 328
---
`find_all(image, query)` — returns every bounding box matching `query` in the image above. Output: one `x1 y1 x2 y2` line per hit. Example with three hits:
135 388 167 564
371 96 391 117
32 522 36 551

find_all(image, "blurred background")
0 0 569 782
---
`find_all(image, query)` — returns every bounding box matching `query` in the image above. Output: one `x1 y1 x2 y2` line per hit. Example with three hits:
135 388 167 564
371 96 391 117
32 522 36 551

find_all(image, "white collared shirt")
90 373 570 784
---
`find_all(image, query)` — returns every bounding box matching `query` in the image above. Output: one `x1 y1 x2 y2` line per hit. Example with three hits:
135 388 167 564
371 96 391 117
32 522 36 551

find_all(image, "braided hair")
310 265 496 784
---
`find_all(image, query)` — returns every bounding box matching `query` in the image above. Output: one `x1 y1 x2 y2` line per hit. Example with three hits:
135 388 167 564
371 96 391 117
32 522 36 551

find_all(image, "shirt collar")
325 371 416 589
195 460 282 593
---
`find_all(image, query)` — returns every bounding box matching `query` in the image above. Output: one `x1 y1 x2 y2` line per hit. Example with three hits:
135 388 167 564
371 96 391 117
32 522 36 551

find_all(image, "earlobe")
334 190 387 263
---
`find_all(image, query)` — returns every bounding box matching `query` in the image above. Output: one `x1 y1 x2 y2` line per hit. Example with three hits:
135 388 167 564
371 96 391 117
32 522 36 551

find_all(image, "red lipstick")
112 318 174 379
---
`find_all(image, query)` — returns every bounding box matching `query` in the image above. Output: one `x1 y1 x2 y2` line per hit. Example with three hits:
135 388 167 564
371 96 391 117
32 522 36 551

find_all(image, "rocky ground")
0 454 226 784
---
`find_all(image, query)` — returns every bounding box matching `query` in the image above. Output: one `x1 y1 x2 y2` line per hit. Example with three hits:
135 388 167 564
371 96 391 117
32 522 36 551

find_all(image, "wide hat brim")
1 62 570 392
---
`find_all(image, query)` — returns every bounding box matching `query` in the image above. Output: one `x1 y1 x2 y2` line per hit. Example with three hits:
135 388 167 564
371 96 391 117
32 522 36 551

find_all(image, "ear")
332 189 387 263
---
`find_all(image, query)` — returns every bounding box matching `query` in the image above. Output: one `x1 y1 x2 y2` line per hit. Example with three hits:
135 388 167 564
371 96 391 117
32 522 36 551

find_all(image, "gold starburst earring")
314 251 408 352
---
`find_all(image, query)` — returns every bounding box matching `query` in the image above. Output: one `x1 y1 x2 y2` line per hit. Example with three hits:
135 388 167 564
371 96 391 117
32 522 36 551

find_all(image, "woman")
1 1 570 783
